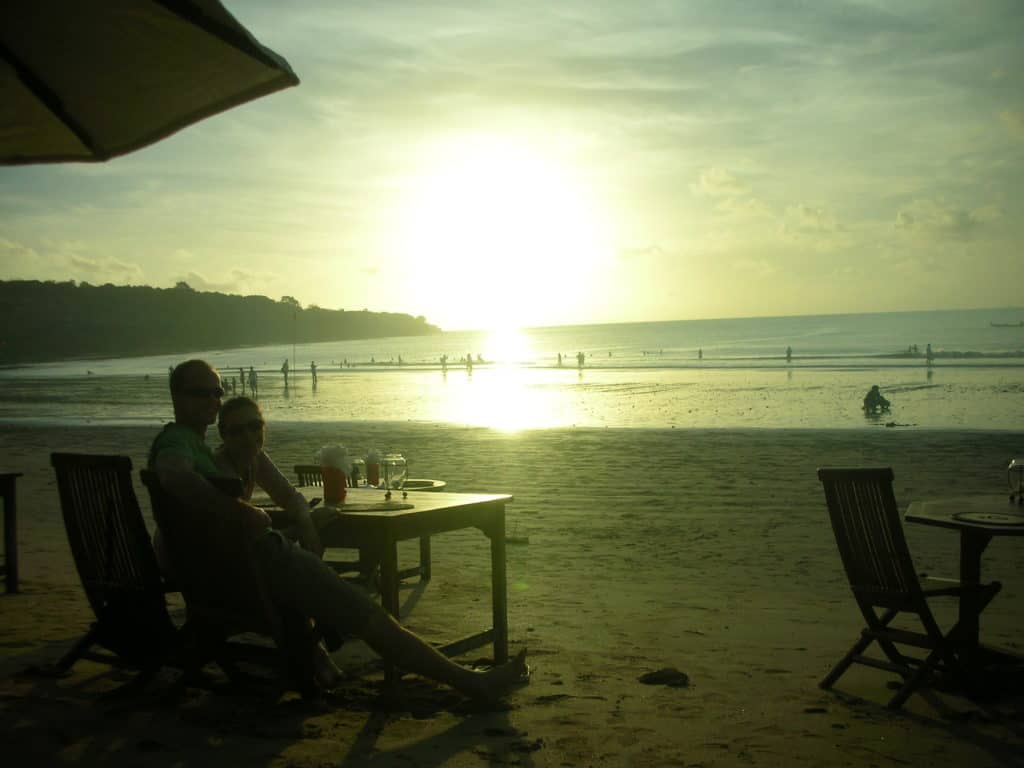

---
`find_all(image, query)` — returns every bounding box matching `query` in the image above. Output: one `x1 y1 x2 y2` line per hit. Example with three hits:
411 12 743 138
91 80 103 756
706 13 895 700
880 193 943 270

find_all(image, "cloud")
618 244 664 260
692 167 749 198
0 238 143 284
1000 109 1024 139
894 199 1001 239
781 204 840 236
0 238 40 275
729 257 776 278
172 271 238 294
68 254 142 282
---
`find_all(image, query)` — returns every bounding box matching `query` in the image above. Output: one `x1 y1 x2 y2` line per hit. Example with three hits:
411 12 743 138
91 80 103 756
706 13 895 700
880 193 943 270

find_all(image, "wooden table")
905 494 1024 658
1 473 23 593
298 485 511 666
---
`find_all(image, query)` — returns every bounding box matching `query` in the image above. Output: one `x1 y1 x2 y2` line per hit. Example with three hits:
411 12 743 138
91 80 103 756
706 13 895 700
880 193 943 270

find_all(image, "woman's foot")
312 642 345 691
465 649 530 701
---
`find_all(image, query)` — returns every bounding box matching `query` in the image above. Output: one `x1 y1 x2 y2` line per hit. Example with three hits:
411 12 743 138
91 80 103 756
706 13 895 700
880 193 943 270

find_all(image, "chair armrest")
919 573 959 584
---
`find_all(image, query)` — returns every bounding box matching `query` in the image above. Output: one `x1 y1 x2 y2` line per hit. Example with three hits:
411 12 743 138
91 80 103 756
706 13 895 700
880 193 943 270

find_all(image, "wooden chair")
293 464 432 583
293 464 324 487
50 453 179 687
817 467 1002 709
139 470 319 696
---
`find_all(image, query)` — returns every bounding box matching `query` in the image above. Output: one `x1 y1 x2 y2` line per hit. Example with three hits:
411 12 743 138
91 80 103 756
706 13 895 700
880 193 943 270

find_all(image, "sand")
1 422 1022 767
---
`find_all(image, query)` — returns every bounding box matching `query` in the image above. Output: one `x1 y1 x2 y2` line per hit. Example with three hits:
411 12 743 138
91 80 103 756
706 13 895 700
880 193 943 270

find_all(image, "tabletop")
905 494 1024 535
295 485 511 518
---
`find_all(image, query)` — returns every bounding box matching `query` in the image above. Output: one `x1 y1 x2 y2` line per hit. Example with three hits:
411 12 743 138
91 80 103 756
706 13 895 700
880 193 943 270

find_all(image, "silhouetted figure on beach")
925 343 934 366
698 348 703 360
248 366 258 398
466 354 473 374
239 367 246 394
310 360 317 387
557 353 563 368
281 358 290 388
440 354 448 373
785 346 792 363
576 351 585 369
863 385 891 413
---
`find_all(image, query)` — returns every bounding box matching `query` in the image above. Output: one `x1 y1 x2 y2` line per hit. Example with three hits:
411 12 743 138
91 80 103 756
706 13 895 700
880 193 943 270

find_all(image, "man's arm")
154 453 271 537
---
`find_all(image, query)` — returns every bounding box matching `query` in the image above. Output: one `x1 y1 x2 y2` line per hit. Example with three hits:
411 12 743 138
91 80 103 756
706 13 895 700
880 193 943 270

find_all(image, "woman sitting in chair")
215 396 343 689
215 396 322 556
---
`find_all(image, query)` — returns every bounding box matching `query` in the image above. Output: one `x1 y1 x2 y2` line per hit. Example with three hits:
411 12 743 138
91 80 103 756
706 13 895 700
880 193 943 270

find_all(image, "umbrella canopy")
0 0 299 165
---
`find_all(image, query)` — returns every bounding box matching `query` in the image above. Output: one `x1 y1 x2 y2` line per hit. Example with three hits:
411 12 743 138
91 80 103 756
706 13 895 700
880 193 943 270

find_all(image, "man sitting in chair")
150 359 528 699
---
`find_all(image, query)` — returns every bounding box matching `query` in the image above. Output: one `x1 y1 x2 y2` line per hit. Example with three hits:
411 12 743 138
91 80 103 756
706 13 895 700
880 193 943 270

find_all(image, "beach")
1 422 1022 766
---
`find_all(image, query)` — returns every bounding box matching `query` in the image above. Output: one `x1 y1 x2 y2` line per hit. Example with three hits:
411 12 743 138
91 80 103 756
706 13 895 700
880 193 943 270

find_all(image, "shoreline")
1 416 1022 434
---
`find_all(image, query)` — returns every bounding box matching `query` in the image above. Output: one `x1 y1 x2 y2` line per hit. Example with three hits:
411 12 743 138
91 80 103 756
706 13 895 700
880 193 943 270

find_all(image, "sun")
389 133 613 329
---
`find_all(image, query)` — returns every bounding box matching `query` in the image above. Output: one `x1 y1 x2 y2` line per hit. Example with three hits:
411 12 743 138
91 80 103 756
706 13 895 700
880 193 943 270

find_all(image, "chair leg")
821 608 899 690
820 629 876 690
54 624 100 672
887 645 946 710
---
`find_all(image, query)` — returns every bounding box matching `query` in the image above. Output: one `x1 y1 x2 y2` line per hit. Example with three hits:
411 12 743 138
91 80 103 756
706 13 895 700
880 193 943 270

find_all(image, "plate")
953 511 1024 525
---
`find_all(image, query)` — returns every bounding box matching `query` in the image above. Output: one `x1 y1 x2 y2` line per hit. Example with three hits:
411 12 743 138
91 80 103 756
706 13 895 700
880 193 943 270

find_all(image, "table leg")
489 505 508 664
419 535 431 581
379 539 400 686
2 478 17 594
379 539 400 619
959 529 991 652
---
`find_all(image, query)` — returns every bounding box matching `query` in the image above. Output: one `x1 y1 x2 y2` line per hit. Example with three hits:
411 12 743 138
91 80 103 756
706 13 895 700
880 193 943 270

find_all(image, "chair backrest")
50 452 173 659
139 469 270 634
294 464 324 486
817 467 923 609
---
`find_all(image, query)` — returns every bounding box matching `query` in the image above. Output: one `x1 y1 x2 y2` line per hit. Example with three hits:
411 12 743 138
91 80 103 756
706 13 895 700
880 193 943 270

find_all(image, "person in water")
863 384 891 412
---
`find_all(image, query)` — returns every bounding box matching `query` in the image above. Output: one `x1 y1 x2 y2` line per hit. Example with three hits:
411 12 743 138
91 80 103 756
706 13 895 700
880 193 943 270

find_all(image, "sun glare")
482 327 533 365
444 368 564 431
391 134 614 329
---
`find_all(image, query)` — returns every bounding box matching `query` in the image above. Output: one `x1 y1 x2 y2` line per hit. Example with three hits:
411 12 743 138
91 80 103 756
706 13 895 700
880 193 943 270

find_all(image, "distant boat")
990 321 1024 327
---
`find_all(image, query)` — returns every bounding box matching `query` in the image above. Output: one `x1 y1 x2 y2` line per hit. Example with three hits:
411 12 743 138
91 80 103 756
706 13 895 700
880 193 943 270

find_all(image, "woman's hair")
217 395 262 435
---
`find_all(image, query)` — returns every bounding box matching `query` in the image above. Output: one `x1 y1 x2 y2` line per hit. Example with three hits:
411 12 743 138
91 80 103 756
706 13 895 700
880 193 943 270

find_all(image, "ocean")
1 307 1022 430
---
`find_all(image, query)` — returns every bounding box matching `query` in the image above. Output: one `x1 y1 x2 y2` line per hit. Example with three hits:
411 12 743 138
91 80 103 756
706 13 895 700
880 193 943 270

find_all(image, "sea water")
1 307 1021 430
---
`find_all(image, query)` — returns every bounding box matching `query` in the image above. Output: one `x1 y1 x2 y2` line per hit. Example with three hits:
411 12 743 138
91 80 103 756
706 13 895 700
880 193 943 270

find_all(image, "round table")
402 478 446 492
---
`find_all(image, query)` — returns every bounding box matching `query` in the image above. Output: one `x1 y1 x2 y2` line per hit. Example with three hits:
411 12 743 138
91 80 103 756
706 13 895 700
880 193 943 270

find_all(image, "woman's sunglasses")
222 418 265 437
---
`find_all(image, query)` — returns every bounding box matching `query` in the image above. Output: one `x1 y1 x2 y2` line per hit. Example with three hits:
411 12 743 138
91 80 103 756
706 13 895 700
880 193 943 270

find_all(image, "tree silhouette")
0 280 440 364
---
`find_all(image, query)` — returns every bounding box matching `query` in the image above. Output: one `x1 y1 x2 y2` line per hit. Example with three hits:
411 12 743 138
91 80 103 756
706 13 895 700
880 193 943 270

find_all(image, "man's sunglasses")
223 418 265 437
183 387 224 399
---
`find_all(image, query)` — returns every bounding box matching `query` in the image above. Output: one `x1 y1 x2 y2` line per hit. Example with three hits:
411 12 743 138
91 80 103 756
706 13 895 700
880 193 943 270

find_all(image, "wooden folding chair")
293 464 324 487
139 470 319 696
817 467 1001 709
50 453 179 687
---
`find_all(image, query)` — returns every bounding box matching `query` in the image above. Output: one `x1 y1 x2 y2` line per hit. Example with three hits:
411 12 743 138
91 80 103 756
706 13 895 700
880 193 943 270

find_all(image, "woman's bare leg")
359 612 528 700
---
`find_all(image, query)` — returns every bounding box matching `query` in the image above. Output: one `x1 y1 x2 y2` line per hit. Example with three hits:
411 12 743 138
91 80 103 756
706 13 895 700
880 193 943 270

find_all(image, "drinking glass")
382 453 407 490
350 458 366 487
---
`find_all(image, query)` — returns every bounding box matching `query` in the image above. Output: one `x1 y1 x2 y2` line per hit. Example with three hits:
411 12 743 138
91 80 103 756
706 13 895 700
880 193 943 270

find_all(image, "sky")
2 0 1023 331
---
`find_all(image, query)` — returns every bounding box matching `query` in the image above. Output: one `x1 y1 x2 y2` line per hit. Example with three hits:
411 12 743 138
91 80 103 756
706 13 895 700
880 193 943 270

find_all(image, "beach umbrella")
0 0 299 165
